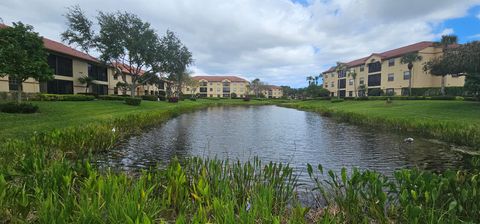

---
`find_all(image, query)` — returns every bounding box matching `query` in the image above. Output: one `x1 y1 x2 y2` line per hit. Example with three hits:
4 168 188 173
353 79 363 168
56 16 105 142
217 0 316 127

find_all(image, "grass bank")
1 99 480 222
281 100 480 149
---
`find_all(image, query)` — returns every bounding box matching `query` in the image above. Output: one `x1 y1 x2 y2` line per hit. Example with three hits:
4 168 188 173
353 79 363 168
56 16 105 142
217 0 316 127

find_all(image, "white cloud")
0 0 479 87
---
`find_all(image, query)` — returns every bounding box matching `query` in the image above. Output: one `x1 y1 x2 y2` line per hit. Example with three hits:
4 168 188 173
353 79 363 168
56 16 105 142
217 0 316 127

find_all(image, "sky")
1 0 480 88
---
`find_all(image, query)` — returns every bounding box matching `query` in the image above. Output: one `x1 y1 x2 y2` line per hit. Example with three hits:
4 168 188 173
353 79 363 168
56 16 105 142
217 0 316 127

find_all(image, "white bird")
404 137 414 143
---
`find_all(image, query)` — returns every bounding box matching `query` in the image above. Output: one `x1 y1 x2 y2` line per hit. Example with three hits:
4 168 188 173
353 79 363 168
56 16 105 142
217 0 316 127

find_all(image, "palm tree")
78 76 94 93
317 73 323 86
400 53 423 96
347 69 358 98
335 62 348 98
306 76 315 86
437 35 458 95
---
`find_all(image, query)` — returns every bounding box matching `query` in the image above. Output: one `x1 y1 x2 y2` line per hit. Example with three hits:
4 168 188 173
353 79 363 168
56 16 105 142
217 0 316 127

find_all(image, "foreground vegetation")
1 99 480 222
283 100 480 149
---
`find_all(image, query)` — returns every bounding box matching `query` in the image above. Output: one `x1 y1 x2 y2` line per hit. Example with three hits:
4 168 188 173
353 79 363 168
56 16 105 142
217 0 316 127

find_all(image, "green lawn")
0 99 272 141
288 100 480 124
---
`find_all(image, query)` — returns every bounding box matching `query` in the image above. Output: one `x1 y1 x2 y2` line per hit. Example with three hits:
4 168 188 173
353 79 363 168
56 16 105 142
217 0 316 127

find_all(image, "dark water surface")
96 105 464 184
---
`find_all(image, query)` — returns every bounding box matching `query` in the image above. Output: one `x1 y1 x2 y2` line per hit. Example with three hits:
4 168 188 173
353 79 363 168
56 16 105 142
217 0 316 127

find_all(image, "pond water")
96 105 465 184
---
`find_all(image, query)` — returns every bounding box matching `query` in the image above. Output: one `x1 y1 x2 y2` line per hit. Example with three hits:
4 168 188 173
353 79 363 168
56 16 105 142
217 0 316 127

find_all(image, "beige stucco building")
183 76 250 98
0 24 165 97
262 85 283 98
322 41 465 97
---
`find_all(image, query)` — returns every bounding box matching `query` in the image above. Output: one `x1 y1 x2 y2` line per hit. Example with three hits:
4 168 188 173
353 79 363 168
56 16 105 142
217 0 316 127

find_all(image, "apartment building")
0 24 164 97
262 85 283 98
322 41 465 97
183 76 249 98
110 63 167 96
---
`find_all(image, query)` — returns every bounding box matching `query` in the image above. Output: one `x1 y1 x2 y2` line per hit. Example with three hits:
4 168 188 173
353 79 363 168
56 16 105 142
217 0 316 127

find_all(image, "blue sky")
1 0 479 88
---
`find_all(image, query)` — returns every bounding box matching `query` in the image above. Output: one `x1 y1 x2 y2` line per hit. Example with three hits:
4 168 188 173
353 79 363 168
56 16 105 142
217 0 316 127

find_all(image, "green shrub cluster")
0 102 39 113
98 95 127 101
125 98 142 106
141 95 158 101
38 94 95 101
330 99 344 103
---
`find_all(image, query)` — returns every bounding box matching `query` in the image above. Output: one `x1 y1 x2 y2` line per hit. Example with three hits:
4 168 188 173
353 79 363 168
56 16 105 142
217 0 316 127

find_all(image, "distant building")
184 76 249 98
322 41 465 97
262 85 283 98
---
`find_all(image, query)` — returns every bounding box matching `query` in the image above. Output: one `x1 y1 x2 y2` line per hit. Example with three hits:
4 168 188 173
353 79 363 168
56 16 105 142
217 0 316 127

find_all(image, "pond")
96 105 465 184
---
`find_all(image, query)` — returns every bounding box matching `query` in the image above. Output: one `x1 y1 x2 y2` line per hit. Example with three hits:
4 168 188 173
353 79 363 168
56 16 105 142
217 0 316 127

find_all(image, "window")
386 88 395 96
388 58 395 67
349 91 353 97
113 87 118 95
403 71 411 80
8 77 20 91
210 88 213 91
360 65 365 72
368 74 381 86
330 81 334 87
47 79 73 94
222 81 230 92
144 90 148 95
325 83 328 88
159 81 165 90
401 88 409 96
339 79 346 89
349 79 354 85
388 73 394 82
88 64 108 81
368 62 381 73
200 81 208 86
48 54 73 77
325 74 328 78
223 93 230 97
113 74 118 80
92 84 108 95
359 77 365 85
338 70 346 78
199 87 207 93
186 87 190 91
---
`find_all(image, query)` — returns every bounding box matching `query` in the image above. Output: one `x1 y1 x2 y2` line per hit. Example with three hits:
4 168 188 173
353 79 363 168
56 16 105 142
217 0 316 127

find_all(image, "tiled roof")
193 76 248 82
322 41 435 73
1 23 99 63
112 62 146 75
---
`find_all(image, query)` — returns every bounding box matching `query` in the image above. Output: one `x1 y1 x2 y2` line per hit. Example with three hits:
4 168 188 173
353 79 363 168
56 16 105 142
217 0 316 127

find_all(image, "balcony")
368 74 381 87
338 79 346 89
368 62 381 73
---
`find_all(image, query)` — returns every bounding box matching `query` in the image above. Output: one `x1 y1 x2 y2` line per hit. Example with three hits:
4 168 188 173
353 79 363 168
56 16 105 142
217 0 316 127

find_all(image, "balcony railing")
368 62 381 73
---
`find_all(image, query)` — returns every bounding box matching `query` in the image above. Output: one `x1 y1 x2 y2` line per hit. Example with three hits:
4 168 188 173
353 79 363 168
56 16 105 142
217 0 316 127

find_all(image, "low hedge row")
37 94 95 101
0 102 39 113
141 95 159 101
125 98 142 106
98 95 127 101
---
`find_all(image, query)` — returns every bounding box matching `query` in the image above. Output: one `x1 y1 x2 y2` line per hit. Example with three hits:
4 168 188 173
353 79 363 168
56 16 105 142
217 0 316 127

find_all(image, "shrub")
159 96 166 101
38 94 95 101
355 96 370 101
464 96 480 101
230 93 237 99
331 99 344 103
243 96 251 101
429 96 457 100
98 95 126 101
124 98 142 106
141 95 158 101
314 97 331 100
368 88 384 96
168 97 179 103
0 102 39 113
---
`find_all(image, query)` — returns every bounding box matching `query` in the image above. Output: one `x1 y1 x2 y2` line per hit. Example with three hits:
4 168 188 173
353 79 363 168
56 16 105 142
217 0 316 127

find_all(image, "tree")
116 82 130 95
400 53 423 96
184 76 199 95
251 78 261 97
347 69 357 98
426 35 459 95
159 31 194 99
62 6 166 97
78 76 94 93
0 22 53 103
306 76 315 86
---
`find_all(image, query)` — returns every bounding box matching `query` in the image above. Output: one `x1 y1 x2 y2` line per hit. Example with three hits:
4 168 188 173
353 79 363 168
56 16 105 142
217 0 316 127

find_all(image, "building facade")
322 42 465 97
0 24 165 97
262 85 283 98
184 76 250 98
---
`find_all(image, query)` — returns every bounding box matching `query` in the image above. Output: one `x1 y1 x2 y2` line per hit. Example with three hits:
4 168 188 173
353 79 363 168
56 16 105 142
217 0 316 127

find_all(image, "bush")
464 96 480 101
313 97 331 100
331 99 344 103
318 88 330 97
355 96 370 101
429 96 457 100
141 95 158 101
159 96 166 101
243 96 251 101
38 94 95 101
98 95 126 101
168 97 179 103
124 97 142 106
0 102 39 113
368 88 384 96
230 93 237 99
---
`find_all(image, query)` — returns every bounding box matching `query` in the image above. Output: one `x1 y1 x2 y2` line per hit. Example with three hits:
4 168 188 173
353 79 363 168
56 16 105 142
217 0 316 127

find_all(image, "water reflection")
96 105 464 183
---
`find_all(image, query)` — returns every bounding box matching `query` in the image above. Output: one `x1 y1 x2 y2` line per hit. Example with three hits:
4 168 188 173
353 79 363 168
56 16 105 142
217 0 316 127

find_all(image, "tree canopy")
0 22 53 102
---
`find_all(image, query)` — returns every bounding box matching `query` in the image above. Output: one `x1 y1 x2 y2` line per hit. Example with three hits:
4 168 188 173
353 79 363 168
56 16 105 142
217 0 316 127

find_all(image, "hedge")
37 94 95 101
141 95 159 101
0 102 39 113
98 95 127 101
125 98 142 106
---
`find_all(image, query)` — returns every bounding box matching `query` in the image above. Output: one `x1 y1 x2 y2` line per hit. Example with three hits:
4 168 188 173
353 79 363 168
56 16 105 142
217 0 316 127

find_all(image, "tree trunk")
130 82 137 97
354 82 357 98
16 83 23 104
408 69 413 96
441 76 446 96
